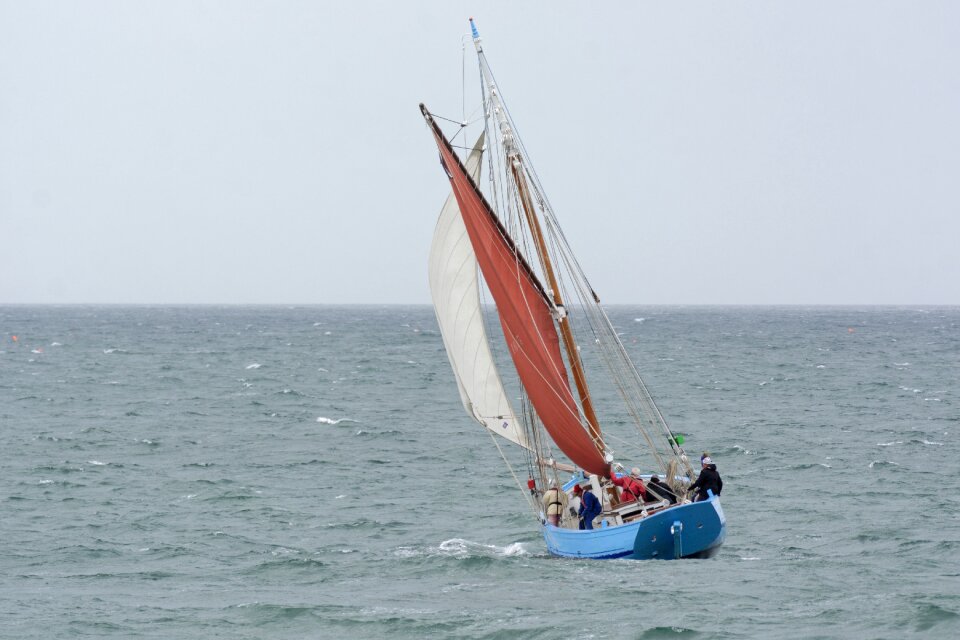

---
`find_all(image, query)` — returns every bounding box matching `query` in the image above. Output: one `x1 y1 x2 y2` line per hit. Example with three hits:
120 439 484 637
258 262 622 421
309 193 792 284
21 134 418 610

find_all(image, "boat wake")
395 538 531 560
438 538 529 558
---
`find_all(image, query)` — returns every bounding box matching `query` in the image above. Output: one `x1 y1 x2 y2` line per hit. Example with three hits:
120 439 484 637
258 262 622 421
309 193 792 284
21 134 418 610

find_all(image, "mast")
471 18 603 453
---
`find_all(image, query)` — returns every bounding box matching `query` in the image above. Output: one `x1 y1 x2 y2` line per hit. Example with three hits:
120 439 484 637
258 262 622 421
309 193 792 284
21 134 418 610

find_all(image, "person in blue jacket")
574 484 602 530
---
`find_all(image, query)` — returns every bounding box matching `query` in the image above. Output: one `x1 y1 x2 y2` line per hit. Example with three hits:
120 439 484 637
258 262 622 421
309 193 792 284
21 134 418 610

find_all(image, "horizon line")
1 302 958 308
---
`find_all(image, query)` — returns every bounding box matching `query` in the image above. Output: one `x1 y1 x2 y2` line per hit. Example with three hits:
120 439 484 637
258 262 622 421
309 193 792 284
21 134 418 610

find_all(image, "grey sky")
2 2 957 304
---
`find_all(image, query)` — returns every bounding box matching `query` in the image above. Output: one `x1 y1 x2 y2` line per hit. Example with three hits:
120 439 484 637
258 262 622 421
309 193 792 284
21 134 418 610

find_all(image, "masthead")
469 17 482 51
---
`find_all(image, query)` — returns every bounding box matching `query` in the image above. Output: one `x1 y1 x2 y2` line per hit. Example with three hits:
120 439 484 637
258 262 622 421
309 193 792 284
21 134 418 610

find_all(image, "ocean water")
1 305 958 639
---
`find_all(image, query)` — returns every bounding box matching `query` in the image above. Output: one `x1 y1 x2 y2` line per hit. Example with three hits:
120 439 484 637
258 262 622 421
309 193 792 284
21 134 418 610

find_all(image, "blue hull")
542 496 726 560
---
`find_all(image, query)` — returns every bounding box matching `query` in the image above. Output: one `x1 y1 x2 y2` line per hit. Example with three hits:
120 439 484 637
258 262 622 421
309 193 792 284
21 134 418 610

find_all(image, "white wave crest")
316 416 357 425
245 363 261 370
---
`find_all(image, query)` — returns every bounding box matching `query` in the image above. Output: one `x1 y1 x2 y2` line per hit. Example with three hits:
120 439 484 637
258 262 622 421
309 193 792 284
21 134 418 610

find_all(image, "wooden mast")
510 160 604 454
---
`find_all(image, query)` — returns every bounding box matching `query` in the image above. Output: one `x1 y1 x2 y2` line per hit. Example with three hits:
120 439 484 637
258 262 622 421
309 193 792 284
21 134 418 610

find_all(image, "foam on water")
436 538 531 558
316 416 356 425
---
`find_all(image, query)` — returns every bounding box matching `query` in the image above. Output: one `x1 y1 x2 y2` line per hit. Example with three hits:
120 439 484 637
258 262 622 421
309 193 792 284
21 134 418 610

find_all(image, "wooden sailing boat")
424 19 725 559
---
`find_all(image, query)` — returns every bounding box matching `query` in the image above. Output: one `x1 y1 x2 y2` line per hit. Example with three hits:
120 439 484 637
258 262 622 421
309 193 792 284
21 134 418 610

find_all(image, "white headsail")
428 133 529 449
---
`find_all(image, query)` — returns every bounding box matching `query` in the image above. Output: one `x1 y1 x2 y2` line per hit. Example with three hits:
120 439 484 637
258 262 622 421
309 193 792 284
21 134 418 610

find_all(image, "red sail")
422 106 608 478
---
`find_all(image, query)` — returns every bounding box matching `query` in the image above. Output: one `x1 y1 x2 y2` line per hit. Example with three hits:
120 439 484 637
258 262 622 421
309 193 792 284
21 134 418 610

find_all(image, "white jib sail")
428 132 529 450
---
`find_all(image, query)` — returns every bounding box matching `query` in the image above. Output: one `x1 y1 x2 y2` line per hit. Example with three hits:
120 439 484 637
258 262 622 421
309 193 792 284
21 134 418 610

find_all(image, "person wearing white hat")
688 455 723 502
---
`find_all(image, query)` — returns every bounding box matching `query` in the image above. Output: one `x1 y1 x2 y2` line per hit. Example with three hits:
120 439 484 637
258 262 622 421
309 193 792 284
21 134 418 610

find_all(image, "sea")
1 305 957 639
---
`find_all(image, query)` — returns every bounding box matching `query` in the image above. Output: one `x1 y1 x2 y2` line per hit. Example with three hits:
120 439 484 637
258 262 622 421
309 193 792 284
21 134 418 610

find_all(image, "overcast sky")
1 2 957 304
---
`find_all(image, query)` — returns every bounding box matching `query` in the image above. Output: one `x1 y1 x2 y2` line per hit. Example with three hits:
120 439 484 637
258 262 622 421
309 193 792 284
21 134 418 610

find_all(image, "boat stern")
631 496 726 560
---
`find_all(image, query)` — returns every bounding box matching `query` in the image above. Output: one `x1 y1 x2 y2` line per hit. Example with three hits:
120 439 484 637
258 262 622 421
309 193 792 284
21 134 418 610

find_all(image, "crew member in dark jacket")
645 474 677 504
688 456 723 502
574 484 602 530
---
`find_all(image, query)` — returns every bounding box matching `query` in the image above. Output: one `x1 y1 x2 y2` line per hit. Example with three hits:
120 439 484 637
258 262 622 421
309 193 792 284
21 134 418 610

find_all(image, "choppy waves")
1 305 958 639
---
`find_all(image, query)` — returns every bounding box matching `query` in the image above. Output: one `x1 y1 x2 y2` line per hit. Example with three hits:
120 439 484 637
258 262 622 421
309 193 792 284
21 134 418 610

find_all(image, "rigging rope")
487 423 540 519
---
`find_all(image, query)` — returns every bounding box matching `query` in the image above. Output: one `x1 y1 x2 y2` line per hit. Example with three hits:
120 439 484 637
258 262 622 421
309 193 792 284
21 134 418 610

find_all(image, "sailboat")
424 19 725 560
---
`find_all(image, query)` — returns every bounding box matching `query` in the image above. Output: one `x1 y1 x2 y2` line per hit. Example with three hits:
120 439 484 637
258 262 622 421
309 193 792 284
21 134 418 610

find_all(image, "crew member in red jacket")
610 466 647 503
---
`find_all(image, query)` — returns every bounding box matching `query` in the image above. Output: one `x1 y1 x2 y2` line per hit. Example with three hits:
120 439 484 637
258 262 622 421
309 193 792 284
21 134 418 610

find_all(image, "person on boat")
574 484 601 530
689 456 723 502
610 466 646 504
541 479 567 527
645 474 677 504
